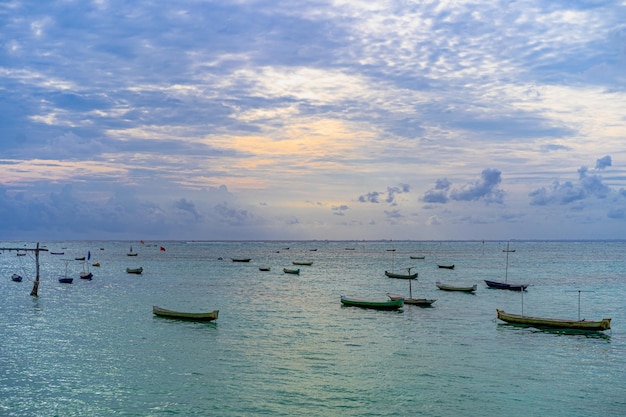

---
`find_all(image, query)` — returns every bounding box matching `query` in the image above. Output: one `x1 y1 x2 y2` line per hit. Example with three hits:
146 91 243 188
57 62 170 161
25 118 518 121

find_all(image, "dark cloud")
332 205 349 216
595 155 612 170
358 184 410 205
422 170 504 204
214 202 255 226
529 158 612 206
174 198 201 221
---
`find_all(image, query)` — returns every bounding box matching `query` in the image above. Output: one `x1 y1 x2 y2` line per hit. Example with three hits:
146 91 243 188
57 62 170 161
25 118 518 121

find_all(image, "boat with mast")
485 242 527 291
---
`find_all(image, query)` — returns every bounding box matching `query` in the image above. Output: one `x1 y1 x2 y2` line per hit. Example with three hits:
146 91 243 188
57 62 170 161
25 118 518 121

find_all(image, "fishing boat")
484 242 528 291
58 277 73 284
437 264 455 269
436 282 477 292
152 306 219 322
232 258 251 262
340 295 403 310
496 309 611 331
283 268 300 275
387 274 435 306
410 255 425 260
126 267 143 274
80 261 93 280
385 269 418 279
259 267 271 271
127 246 138 256
92 262 100 267
75 257 85 261
11 274 23 282
50 251 64 255
292 261 313 266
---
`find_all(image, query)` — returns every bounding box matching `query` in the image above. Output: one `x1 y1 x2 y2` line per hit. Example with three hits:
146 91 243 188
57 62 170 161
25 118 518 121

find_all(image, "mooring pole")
30 242 41 297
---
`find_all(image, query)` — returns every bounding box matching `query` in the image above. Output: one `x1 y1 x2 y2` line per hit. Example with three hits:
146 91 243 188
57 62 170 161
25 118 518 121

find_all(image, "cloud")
529 157 612 206
332 205 349 216
358 184 410 205
595 155 612 170
422 170 504 205
174 198 201 221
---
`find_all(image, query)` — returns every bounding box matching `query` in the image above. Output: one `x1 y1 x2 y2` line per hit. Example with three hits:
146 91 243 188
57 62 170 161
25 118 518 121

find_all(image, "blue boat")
11 274 23 282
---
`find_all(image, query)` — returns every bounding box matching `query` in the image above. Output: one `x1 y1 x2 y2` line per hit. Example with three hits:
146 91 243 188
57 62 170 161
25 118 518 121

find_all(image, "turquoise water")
1 240 625 416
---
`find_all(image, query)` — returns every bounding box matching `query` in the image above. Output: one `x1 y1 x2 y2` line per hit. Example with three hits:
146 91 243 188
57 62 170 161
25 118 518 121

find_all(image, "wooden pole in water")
30 242 41 297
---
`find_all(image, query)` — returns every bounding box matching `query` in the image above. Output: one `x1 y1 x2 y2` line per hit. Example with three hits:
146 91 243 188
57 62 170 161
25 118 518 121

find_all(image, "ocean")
1 240 625 416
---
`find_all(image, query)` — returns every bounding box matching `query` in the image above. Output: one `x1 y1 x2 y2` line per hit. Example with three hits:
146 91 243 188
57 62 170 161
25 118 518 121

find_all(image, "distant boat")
496 309 611 332
80 260 93 280
283 268 300 275
11 273 23 282
17 252 26 256
59 259 73 283
127 246 138 256
485 242 528 291
50 252 64 255
409 256 425 260
340 295 403 310
437 264 455 269
92 262 100 267
436 282 477 292
232 258 251 262
153 306 219 322
385 270 418 279
126 267 143 274
292 261 313 266
259 267 271 271
75 257 86 261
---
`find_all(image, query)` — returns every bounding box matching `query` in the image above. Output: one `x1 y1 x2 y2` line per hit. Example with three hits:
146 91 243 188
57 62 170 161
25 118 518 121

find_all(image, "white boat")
436 282 477 292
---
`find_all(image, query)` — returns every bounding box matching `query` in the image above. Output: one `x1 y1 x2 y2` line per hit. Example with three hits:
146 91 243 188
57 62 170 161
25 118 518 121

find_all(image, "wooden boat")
410 256 425 259
11 274 23 282
385 268 418 279
80 261 93 280
50 251 64 255
387 274 435 306
127 246 138 256
292 261 313 266
496 309 611 331
436 282 477 292
126 267 143 274
75 257 86 261
485 242 527 291
340 295 403 310
58 277 73 284
153 305 219 322
232 258 251 262
92 262 100 267
386 293 436 306
16 252 26 256
283 268 300 275
437 264 455 269
259 267 271 271
485 280 527 291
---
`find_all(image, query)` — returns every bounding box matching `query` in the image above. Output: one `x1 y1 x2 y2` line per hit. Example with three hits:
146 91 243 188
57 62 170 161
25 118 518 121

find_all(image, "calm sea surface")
1 240 625 416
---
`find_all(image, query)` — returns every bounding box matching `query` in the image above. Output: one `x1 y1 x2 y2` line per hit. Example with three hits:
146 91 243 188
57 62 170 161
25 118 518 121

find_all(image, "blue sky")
2 0 626 241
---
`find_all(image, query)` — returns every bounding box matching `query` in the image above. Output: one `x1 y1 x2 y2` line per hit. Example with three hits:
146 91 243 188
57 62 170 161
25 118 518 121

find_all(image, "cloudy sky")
2 0 626 241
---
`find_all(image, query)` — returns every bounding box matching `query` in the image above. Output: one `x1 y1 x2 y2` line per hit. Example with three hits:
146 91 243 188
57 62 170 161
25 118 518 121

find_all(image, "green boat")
496 309 611 331
283 268 300 274
340 295 403 310
153 306 219 322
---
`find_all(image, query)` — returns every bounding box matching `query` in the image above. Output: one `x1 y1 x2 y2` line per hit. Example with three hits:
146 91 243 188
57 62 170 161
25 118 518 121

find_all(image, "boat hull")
58 277 73 284
283 268 300 274
11 274 23 282
386 293 435 306
496 309 610 331
126 267 143 274
153 306 219 321
484 280 527 291
384 271 418 279
436 282 476 292
341 295 403 310
438 264 455 269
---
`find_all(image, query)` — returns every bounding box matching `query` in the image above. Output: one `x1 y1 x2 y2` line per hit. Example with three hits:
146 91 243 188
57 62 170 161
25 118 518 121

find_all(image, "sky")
2 0 626 241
